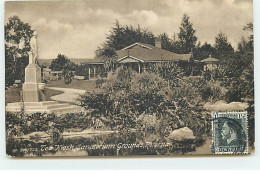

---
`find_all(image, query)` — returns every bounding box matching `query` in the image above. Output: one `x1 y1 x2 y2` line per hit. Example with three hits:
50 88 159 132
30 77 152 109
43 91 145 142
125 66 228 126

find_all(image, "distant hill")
37 58 96 67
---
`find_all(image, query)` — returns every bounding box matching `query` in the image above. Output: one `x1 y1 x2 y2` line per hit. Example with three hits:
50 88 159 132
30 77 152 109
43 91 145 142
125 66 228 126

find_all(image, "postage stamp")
212 111 248 154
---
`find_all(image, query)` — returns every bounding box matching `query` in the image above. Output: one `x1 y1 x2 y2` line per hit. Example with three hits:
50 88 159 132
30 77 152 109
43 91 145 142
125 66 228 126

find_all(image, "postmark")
212 111 248 154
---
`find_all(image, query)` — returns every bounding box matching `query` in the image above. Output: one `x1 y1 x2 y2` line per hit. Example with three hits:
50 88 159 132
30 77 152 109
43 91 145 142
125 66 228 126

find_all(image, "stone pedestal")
22 61 42 102
6 101 82 116
24 64 41 83
6 30 81 115
23 83 39 102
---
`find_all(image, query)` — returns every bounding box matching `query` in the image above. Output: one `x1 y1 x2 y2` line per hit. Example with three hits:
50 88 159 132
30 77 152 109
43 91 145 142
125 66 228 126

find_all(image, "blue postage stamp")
212 111 248 154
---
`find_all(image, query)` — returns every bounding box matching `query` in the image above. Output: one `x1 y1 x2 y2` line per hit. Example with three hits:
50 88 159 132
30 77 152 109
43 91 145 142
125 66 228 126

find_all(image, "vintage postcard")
4 0 254 157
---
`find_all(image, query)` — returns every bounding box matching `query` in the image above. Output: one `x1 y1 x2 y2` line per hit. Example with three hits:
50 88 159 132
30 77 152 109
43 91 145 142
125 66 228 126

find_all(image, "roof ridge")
121 42 153 50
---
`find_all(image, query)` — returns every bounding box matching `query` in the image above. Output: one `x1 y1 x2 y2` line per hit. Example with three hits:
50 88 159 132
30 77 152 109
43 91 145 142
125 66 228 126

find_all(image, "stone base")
6 101 81 116
22 82 39 102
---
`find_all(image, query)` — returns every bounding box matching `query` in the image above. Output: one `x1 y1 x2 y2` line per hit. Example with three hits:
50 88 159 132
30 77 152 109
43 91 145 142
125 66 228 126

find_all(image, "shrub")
79 66 211 137
5 111 93 138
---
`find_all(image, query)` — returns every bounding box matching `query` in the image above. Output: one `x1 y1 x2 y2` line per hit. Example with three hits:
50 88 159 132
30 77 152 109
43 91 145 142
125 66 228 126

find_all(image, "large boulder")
168 127 195 141
203 100 248 112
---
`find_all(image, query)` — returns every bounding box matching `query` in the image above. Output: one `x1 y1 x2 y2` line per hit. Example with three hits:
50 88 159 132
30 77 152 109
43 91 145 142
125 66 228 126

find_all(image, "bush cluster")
79 65 211 138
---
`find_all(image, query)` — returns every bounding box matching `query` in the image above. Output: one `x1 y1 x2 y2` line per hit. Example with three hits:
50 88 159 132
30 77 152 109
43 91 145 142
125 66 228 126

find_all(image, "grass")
5 87 63 105
45 79 98 91
6 79 100 105
45 88 63 101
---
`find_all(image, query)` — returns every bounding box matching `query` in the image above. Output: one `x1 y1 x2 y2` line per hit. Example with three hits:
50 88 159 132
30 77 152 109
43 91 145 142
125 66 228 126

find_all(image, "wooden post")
94 67 96 78
138 63 141 74
143 64 146 72
88 67 91 79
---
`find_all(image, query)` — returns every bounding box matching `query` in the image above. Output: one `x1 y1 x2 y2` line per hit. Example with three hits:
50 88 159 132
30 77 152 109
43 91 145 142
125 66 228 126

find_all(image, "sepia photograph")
4 0 254 157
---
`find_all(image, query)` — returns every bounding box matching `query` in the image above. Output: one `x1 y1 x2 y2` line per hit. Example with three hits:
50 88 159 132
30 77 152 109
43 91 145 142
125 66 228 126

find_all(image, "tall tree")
49 54 71 71
177 14 197 54
5 16 33 87
241 22 253 52
158 33 173 52
193 42 216 61
96 20 155 59
50 54 77 84
214 32 234 60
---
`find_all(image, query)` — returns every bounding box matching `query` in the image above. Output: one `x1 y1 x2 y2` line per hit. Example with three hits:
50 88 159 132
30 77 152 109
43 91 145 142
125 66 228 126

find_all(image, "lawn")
5 87 63 105
45 79 98 91
5 79 99 105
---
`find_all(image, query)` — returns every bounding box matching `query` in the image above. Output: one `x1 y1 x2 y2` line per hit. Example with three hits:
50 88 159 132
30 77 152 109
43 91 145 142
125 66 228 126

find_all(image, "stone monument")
22 31 43 102
6 31 80 115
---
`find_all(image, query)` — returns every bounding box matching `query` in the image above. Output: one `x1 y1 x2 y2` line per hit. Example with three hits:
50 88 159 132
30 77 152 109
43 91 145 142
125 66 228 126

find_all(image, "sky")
5 0 253 60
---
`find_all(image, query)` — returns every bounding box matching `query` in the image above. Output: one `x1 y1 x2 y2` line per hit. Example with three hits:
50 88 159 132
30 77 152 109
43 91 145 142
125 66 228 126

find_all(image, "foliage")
158 33 174 52
95 20 155 62
200 79 228 102
243 22 253 46
177 14 197 54
50 54 77 84
62 62 75 84
155 14 198 54
49 54 71 71
5 16 33 87
129 72 173 116
79 67 136 130
75 64 90 79
6 112 56 136
216 24 254 103
214 32 234 61
94 20 155 73
193 42 216 61
95 77 107 88
98 20 155 52
146 62 185 88
79 66 211 137
5 112 95 138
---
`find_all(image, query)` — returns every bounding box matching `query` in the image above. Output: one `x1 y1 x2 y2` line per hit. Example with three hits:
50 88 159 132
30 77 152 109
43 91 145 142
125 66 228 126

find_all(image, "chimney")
155 37 161 49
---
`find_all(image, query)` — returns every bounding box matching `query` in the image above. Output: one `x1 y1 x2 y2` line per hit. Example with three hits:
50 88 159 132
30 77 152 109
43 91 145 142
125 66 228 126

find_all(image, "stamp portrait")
212 111 248 154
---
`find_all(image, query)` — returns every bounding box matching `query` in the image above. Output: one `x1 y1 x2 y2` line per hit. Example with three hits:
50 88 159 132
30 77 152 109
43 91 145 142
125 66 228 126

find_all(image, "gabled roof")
116 42 191 62
38 42 191 66
121 43 152 50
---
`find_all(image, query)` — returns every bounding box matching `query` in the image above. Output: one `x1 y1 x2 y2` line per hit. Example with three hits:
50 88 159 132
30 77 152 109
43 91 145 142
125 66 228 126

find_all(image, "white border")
1 0 260 170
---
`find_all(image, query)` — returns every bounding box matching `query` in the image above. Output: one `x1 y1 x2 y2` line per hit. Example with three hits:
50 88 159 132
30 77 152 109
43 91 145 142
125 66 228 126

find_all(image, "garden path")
46 87 86 104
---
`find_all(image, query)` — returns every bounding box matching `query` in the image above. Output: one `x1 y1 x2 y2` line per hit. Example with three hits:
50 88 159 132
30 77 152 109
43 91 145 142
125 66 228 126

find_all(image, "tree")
193 42 216 61
158 33 173 52
75 64 90 79
49 54 76 84
171 40 186 54
236 23 254 101
177 14 197 54
214 32 234 60
62 62 75 84
243 22 253 47
5 16 33 87
49 54 71 71
96 20 155 59
219 23 254 102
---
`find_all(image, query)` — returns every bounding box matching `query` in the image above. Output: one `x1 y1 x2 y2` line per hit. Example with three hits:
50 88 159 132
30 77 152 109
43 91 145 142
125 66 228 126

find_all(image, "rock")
21 131 50 143
168 127 195 141
203 100 249 112
25 131 50 139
